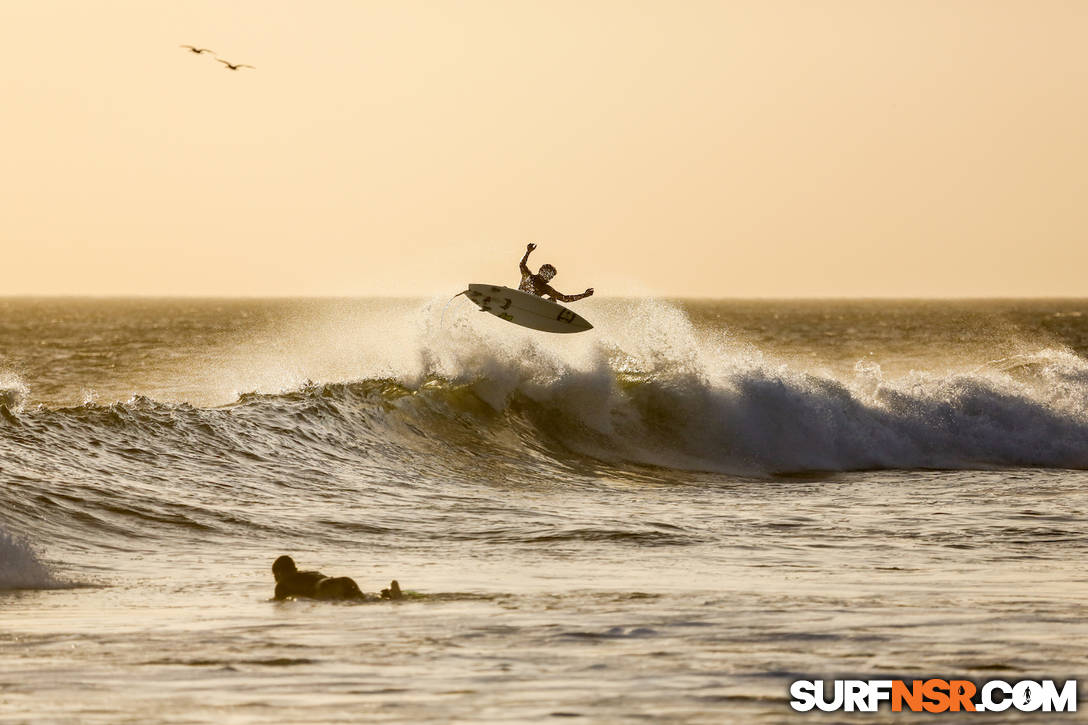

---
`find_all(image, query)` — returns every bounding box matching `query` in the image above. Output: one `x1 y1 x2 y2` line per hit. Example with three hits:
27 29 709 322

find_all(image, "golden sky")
3 1 1086 297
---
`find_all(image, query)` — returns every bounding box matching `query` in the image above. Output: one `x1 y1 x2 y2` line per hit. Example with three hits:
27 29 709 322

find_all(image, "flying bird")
216 58 255 71
180 45 214 55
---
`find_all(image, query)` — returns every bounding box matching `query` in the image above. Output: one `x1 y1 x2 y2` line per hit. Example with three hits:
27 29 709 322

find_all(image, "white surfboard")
463 284 593 334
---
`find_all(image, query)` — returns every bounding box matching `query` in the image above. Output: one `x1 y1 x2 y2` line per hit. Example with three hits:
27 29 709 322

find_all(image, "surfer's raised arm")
544 286 594 303
520 242 536 276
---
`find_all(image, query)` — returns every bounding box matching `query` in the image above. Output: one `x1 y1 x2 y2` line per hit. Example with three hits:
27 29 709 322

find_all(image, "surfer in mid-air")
518 243 594 302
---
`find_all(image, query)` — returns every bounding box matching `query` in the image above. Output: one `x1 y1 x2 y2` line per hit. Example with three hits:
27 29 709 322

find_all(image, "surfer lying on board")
272 555 403 601
519 243 594 302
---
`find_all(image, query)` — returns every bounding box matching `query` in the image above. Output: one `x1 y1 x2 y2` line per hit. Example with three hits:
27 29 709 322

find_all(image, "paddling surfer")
272 555 402 601
518 243 594 302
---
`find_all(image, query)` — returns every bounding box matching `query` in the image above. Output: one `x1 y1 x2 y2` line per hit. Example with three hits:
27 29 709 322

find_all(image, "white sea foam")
403 297 1088 473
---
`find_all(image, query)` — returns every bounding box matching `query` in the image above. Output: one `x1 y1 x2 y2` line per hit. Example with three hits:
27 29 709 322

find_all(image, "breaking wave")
2 297 1086 559
2 344 1086 478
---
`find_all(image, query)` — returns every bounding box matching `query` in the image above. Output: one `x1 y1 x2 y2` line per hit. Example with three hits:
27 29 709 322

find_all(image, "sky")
2 0 1086 297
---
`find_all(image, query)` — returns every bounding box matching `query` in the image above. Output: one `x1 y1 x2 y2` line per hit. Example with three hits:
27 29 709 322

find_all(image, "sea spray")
0 526 60 590
0 371 28 411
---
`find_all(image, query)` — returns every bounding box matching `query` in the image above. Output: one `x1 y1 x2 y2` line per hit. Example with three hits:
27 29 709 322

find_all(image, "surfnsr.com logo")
789 679 1077 713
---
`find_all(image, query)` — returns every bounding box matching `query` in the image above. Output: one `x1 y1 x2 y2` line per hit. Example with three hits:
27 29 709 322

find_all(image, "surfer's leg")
314 576 365 600
380 580 403 600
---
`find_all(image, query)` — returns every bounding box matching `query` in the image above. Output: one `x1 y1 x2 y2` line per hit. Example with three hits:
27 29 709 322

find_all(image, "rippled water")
1 297 1087 722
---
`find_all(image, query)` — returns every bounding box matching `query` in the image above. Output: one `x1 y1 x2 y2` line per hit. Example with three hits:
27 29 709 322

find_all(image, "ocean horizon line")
1 293 1086 303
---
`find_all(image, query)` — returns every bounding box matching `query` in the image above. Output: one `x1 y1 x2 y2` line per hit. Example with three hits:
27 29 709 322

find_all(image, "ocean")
1 296 1087 723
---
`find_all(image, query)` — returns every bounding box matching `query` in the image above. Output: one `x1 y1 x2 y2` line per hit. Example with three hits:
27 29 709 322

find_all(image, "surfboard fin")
439 290 467 329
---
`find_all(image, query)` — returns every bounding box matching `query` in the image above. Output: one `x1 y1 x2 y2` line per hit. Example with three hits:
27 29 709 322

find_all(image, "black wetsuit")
271 555 400 601
518 248 593 303
274 569 326 600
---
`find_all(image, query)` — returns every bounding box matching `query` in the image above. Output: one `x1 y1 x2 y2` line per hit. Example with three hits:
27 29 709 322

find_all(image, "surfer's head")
538 264 557 281
272 555 297 582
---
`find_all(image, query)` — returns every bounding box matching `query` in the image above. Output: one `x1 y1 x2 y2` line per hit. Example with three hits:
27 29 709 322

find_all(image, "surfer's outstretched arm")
520 242 536 276
544 286 594 303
